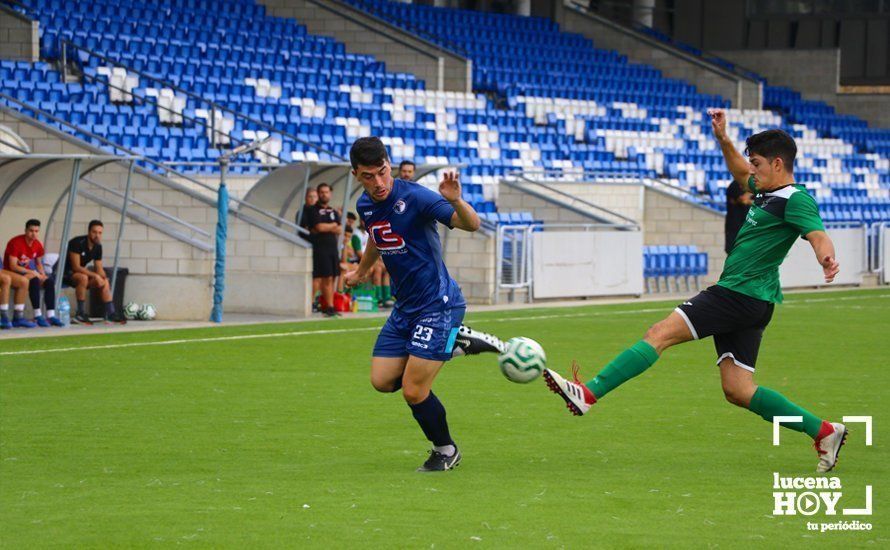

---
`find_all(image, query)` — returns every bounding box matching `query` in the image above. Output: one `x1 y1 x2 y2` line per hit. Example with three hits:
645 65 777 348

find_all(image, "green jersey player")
544 109 847 473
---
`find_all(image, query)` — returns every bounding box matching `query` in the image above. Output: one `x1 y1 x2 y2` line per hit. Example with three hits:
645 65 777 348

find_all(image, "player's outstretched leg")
451 324 504 357
720 359 846 472
402 355 461 472
545 312 689 415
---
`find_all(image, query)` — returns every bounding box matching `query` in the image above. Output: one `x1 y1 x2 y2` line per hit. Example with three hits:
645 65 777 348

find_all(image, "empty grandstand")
0 0 886 316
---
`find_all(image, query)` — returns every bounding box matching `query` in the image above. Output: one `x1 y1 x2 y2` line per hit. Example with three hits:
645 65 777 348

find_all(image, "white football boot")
543 362 597 416
814 422 848 473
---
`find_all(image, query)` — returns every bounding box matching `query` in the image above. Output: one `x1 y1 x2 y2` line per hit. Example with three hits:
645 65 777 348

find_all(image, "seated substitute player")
544 109 847 473
62 220 126 324
344 137 503 472
4 219 61 327
0 259 30 330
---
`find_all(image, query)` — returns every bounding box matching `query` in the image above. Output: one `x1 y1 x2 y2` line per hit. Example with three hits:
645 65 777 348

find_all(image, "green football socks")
748 386 823 438
585 340 660 399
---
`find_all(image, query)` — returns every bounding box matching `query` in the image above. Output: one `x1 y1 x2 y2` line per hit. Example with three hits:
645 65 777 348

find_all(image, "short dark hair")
745 129 797 174
25 219 40 229
346 211 357 221
316 182 331 192
88 219 103 231
398 160 415 170
350 137 388 170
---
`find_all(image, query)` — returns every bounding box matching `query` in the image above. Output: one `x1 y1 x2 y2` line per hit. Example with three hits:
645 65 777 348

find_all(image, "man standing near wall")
725 179 753 253
305 183 341 317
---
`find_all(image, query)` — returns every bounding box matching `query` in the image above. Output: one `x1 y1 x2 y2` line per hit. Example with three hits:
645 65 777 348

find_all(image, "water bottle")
58 296 71 327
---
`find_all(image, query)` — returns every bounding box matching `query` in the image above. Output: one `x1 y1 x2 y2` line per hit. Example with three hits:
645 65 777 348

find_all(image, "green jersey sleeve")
351 234 362 252
785 191 825 236
746 175 758 194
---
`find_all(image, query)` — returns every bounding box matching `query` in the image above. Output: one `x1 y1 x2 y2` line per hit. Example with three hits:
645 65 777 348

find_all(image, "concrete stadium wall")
713 48 890 129
441 227 497 305
504 180 724 282
0 111 313 320
557 5 761 110
257 0 471 93
0 6 38 62
497 184 602 224
548 182 644 222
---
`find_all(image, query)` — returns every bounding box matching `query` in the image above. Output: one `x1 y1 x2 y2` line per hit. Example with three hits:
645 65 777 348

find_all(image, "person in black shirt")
724 179 753 253
297 187 317 231
304 183 341 317
62 220 125 324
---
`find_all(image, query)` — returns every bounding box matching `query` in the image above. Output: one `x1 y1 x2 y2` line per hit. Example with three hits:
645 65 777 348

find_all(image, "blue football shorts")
372 306 466 362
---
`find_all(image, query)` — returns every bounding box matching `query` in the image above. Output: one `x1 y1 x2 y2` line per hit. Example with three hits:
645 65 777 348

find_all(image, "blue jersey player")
345 137 504 472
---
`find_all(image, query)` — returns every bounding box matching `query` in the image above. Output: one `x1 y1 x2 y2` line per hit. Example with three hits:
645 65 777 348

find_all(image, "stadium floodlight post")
210 136 272 323
110 159 135 300
54 158 82 307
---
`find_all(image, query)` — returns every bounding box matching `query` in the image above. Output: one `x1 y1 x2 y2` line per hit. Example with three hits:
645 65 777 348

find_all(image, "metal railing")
80 177 213 250
566 0 762 83
0 93 311 243
496 222 641 303
646 176 725 211
337 0 470 60
0 0 36 20
875 222 889 284
513 167 725 212
506 170 643 227
495 224 532 303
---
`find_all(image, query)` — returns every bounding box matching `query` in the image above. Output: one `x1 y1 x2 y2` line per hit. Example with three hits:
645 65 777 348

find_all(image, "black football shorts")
675 284 775 371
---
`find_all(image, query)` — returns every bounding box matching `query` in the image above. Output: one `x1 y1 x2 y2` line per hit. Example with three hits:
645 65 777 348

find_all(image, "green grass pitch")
1 289 887 547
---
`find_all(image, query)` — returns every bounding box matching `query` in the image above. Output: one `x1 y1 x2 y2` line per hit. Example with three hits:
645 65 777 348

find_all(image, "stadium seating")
342 0 890 223
1 0 887 227
643 245 708 293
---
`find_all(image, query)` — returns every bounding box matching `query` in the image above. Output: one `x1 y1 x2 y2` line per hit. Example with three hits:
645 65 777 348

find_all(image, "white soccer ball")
123 301 140 320
137 303 157 320
498 337 546 383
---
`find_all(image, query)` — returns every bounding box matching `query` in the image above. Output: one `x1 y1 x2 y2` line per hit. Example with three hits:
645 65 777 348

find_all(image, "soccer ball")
123 301 140 320
498 337 546 383
137 303 157 320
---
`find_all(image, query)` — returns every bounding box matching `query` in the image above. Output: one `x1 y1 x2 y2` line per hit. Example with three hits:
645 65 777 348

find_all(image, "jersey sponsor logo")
368 221 406 253
364 211 373 216
393 199 407 214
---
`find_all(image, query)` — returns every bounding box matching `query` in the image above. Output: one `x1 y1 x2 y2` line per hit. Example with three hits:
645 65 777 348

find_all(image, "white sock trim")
47 309 55 318
433 444 456 457
0 304 8 311
673 307 699 340
14 303 24 311
716 352 755 372
33 308 42 317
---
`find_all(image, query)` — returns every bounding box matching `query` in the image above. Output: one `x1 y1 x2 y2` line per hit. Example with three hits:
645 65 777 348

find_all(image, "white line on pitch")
1 292 886 357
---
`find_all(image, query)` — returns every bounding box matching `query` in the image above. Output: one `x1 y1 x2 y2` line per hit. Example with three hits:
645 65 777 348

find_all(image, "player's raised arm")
439 171 480 232
709 108 752 188
805 230 840 283
344 237 379 288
